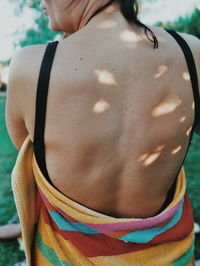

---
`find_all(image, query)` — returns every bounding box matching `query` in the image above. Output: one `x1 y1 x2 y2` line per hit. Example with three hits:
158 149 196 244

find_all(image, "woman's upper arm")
192 36 200 134
180 33 200 134
6 48 30 151
6 44 47 150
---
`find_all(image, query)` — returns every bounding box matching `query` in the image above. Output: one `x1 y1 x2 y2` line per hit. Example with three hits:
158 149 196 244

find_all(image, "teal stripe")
49 210 100 234
36 230 73 266
119 202 183 243
172 243 194 266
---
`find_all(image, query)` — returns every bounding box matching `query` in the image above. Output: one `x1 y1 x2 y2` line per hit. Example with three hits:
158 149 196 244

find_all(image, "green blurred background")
0 0 200 265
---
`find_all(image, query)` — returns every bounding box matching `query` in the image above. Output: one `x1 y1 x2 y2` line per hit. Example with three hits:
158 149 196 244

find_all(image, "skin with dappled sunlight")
6 0 200 218
151 96 182 117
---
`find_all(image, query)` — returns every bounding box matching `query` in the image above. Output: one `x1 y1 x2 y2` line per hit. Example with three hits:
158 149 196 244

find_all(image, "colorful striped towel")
12 137 195 265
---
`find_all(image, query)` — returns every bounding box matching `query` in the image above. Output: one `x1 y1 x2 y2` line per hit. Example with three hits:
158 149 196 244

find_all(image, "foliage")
10 0 60 47
156 8 200 38
18 15 59 47
184 134 200 259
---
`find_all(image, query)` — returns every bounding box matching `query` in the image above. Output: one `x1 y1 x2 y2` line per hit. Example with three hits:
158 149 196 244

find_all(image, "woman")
6 0 200 265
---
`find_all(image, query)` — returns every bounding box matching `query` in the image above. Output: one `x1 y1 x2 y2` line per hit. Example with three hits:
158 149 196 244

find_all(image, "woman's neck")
63 0 119 38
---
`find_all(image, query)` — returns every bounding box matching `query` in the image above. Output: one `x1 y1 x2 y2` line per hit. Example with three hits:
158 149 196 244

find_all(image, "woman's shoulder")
9 44 47 79
7 44 49 135
175 30 200 47
149 25 200 62
151 25 200 46
11 43 47 60
8 44 48 97
174 31 200 71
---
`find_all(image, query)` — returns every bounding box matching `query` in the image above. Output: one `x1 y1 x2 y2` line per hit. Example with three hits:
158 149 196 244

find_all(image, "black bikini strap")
165 29 200 133
34 41 59 181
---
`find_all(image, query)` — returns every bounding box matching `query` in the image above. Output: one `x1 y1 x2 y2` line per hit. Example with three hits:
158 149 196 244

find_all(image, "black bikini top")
33 30 200 185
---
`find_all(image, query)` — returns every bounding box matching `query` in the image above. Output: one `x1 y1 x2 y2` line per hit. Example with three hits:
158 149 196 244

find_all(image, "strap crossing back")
34 41 59 183
165 29 200 134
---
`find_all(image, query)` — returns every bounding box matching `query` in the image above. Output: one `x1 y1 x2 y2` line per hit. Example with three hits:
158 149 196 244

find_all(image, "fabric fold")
12 136 195 266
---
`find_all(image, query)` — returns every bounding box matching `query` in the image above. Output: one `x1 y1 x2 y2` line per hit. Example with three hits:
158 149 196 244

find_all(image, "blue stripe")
119 201 184 243
49 210 100 234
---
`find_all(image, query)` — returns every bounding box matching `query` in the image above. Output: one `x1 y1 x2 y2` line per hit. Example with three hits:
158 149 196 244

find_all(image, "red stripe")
152 193 194 243
39 193 193 257
41 204 153 256
39 190 80 222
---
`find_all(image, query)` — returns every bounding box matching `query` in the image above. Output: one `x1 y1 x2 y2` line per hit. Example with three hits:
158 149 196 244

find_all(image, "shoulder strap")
34 41 59 182
164 29 200 134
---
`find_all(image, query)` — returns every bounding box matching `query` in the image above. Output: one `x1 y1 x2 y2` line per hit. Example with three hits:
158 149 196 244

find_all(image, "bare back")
13 23 200 218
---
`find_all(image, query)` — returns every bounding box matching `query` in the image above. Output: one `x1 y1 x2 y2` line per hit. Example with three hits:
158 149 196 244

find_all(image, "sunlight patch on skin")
180 116 186 123
186 127 192 136
154 145 165 152
94 70 117 85
152 96 182 117
93 99 110 114
138 145 165 166
138 153 149 162
104 5 115 13
192 102 195 110
97 20 117 29
171 146 182 155
119 30 140 43
154 65 168 79
182 72 190 81
143 152 161 166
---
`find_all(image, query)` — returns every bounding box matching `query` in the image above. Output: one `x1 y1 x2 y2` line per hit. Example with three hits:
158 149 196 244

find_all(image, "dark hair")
117 0 158 49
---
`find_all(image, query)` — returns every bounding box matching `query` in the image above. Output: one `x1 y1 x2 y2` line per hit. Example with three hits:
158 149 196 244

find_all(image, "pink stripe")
38 188 49 203
38 187 183 233
82 201 183 233
38 189 78 221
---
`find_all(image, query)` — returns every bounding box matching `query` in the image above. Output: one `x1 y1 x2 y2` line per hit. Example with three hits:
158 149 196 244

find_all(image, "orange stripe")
32 245 53 266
